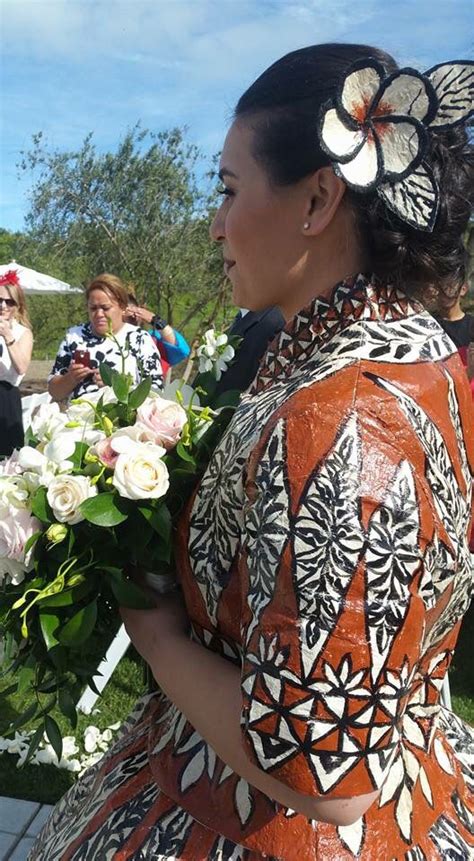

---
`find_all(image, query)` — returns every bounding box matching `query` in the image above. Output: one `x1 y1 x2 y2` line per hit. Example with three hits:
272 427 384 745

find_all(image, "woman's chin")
92 325 108 336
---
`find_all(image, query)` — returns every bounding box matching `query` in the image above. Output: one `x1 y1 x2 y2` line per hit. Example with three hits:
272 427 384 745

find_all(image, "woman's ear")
301 167 346 236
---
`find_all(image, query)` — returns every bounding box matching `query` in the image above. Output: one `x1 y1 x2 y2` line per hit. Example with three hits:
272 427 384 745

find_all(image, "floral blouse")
48 321 163 399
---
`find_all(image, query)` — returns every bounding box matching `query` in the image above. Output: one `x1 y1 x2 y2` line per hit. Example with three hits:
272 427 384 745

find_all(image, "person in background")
436 282 474 391
0 270 33 456
48 273 162 402
437 283 474 553
214 305 285 396
126 294 190 377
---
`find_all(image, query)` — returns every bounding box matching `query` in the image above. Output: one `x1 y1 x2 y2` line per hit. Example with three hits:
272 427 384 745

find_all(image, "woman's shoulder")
63 323 93 342
125 324 155 346
12 320 31 338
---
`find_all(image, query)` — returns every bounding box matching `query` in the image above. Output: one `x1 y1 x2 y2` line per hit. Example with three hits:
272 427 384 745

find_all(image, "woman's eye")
217 186 234 197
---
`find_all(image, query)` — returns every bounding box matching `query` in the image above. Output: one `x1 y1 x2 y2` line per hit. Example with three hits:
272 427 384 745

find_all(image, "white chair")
77 625 131 714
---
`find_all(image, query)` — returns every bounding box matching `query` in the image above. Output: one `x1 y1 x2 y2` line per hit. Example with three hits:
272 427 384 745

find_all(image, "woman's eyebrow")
218 167 238 181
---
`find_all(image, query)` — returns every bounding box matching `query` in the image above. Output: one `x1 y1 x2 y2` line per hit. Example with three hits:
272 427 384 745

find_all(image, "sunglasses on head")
0 297 17 307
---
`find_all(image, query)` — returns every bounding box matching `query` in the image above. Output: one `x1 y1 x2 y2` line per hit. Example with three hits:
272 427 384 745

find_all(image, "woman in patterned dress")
48 273 163 402
30 44 473 860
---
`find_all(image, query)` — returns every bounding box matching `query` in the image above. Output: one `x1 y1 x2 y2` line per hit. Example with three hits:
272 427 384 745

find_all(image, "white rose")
0 475 30 514
47 475 98 524
112 424 161 446
112 440 169 500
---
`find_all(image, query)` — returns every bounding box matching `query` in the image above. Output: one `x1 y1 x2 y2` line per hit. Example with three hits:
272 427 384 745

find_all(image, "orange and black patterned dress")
30 274 474 860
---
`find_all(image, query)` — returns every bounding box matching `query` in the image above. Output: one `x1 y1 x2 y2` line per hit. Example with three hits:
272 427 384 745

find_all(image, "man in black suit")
213 306 285 397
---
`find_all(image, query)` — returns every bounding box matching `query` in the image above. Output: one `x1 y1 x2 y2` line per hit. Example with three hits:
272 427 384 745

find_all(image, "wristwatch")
151 315 167 331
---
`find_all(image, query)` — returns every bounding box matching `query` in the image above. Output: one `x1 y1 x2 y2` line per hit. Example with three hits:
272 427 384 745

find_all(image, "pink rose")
94 436 121 469
0 509 41 585
136 398 187 450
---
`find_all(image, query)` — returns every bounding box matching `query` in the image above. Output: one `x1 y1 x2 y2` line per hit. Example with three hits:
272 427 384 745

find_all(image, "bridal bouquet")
0 330 238 761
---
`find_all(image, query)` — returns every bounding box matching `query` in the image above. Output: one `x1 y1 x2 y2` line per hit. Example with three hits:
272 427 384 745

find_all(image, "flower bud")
46 523 68 545
102 417 114 436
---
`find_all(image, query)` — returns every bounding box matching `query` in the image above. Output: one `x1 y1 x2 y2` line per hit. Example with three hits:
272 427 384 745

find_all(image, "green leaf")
44 715 63 762
58 688 78 729
112 372 131 403
25 723 45 765
58 600 98 646
176 441 196 465
70 440 89 470
68 527 76 554
106 571 153 609
99 361 113 386
31 486 53 523
24 530 42 557
148 541 172 564
8 701 38 733
39 612 61 650
138 503 172 541
17 664 35 696
49 645 67 671
214 388 241 409
80 493 128 526
128 376 152 409
0 682 19 697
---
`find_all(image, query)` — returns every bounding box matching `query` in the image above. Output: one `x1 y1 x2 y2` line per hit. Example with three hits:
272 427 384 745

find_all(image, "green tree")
19 126 230 337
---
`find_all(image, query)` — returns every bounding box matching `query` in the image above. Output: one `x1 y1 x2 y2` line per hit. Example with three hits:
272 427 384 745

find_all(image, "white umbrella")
0 260 81 294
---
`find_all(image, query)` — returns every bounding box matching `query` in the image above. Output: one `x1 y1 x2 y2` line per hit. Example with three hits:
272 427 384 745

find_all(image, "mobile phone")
73 349 91 367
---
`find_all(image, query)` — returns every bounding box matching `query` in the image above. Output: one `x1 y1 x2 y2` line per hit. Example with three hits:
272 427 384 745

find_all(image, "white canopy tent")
0 260 81 294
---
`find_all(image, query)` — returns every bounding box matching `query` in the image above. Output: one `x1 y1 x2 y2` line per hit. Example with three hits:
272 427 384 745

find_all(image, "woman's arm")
48 363 93 401
122 601 379 826
1 328 33 376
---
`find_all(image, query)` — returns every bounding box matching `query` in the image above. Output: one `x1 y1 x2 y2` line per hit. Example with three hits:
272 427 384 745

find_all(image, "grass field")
0 647 144 804
0 607 472 805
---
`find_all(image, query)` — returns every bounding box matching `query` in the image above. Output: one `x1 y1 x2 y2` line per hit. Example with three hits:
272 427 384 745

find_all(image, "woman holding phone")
0 270 33 456
48 273 163 402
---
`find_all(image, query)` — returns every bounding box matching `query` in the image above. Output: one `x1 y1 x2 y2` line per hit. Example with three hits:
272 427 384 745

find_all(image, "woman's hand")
67 362 95 386
93 368 105 388
120 592 189 667
0 319 14 342
49 362 94 401
128 305 154 326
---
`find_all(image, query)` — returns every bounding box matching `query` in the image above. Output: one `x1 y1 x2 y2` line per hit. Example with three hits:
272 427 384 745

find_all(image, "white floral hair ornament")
319 58 474 230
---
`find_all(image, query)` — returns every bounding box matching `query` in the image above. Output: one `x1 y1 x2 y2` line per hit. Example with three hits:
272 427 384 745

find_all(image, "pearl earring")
303 221 310 230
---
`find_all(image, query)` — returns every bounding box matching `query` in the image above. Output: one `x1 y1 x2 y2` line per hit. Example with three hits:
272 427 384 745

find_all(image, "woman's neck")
279 247 368 321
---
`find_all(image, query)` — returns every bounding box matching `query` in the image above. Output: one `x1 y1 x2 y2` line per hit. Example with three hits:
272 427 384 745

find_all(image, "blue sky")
1 0 473 233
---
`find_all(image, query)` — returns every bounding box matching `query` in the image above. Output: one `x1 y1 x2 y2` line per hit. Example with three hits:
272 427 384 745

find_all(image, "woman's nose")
210 204 225 242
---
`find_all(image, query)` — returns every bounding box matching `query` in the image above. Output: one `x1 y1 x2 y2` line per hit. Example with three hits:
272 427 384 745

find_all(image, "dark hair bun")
235 44 473 303
352 123 473 300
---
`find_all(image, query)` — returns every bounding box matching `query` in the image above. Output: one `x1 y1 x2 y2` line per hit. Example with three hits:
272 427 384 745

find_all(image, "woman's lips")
224 260 235 275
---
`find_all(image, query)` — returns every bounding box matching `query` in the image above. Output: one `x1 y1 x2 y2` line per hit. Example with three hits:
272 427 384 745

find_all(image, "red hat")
0 269 20 287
